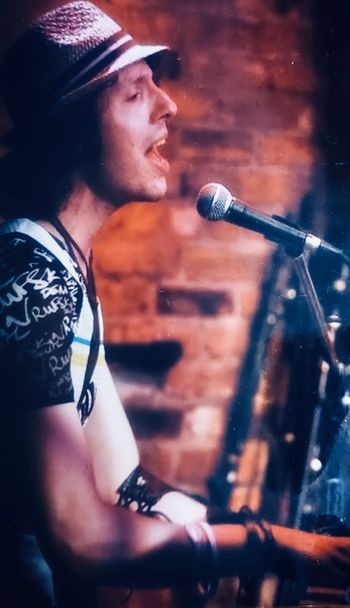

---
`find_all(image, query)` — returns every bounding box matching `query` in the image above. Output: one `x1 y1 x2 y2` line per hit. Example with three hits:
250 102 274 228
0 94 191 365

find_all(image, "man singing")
0 2 349 607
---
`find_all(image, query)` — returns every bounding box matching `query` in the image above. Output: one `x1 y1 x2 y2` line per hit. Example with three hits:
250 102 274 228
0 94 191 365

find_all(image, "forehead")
97 60 154 111
115 60 153 86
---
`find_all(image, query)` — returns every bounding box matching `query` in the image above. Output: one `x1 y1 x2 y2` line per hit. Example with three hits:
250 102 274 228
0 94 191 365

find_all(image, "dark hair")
0 88 107 220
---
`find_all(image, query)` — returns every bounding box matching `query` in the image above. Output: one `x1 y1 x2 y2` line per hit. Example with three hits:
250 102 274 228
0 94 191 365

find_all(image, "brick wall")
0 2 320 606
93 0 316 497
0 0 316 499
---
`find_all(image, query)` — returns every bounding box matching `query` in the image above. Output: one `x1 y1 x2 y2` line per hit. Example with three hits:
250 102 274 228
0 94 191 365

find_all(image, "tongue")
148 146 169 173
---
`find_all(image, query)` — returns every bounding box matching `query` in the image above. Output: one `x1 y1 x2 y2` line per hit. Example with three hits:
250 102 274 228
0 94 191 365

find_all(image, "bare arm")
22 403 248 587
18 402 350 592
85 361 207 523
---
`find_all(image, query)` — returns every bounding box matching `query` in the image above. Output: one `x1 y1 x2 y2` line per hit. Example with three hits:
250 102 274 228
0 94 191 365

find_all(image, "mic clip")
270 214 306 257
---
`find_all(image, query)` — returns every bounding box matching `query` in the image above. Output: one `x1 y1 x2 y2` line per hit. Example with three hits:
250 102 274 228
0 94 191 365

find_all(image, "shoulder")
0 232 83 343
0 232 85 409
0 231 79 285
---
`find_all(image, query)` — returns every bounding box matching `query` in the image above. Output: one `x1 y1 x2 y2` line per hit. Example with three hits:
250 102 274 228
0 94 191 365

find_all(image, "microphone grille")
196 183 232 221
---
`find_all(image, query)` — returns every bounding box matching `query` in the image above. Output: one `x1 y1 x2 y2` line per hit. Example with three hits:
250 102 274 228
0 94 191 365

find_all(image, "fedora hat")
0 1 178 147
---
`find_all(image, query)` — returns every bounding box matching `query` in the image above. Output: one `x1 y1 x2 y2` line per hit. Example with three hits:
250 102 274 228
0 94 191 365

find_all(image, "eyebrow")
129 72 152 87
131 75 147 85
122 65 153 86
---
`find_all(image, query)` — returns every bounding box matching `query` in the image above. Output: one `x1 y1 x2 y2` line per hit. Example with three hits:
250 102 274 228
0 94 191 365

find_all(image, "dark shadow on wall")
207 0 350 515
276 0 350 250
0 0 61 57
311 2 350 250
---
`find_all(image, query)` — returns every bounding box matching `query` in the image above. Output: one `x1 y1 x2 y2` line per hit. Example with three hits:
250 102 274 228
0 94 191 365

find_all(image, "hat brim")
0 45 179 149
55 44 178 107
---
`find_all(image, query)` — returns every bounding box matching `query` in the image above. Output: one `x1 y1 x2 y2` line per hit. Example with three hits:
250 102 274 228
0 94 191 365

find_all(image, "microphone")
196 182 349 262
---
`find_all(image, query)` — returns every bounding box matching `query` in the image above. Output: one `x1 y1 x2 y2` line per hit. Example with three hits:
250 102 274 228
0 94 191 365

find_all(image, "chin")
142 178 168 202
104 174 168 206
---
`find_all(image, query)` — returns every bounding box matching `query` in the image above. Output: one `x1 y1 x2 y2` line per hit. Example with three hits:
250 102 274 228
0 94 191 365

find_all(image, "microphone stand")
276 243 347 607
290 245 343 524
292 245 339 375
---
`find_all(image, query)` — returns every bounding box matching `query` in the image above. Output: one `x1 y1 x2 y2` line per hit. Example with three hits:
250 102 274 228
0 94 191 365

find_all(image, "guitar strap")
50 217 101 424
76 285 100 424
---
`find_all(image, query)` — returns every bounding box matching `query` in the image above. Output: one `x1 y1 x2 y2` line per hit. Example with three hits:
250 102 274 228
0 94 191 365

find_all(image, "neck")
59 181 115 258
40 181 115 260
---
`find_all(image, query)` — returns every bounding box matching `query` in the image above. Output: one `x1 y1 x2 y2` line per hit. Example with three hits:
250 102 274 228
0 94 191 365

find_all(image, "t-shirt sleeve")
0 237 83 410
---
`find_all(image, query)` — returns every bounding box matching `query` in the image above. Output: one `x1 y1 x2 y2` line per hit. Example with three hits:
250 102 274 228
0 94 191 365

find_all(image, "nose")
153 86 177 122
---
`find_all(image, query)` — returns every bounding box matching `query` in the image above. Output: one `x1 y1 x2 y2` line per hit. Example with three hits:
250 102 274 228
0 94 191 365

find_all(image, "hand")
273 525 350 589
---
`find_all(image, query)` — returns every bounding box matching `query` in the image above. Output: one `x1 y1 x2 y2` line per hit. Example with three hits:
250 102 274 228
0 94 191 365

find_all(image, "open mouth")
147 138 170 173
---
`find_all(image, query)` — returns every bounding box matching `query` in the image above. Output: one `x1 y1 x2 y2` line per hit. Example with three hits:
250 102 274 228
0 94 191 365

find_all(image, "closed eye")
127 90 142 102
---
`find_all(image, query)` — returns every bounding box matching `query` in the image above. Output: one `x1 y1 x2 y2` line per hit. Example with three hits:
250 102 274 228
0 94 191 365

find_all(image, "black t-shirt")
0 232 83 410
0 231 85 607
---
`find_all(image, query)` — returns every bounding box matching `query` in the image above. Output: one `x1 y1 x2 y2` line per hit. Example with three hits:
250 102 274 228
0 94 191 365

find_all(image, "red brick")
103 3 176 46
156 316 250 363
241 60 268 89
184 405 226 442
239 285 261 317
235 166 312 210
183 244 269 283
168 159 240 202
198 17 309 62
97 276 156 317
233 0 277 22
138 442 179 481
179 12 238 51
251 20 311 59
158 287 233 317
94 235 181 278
168 200 203 238
204 221 273 253
197 219 244 243
255 133 314 166
126 406 183 440
202 318 250 359
103 317 159 344
0 0 317 531
186 51 253 110
174 446 219 492
298 106 314 136
122 319 158 343
100 322 123 344
181 128 253 164
231 91 314 131
96 202 168 238
266 58 316 93
168 85 214 122
156 318 204 360
165 360 238 400
171 162 311 214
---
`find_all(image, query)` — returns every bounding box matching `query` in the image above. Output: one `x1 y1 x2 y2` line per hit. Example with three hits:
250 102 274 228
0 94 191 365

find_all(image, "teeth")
155 139 166 148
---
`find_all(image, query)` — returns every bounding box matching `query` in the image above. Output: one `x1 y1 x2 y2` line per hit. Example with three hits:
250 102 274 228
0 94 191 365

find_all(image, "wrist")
210 507 278 579
212 523 248 577
186 521 219 598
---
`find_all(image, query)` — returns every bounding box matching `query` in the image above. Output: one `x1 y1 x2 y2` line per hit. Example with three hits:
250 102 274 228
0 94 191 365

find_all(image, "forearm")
48 503 248 589
66 509 195 587
116 519 350 590
107 520 249 588
53 500 350 591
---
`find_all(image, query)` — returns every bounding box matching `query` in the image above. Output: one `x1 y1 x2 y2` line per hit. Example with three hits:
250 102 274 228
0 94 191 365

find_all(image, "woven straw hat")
0 1 178 146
